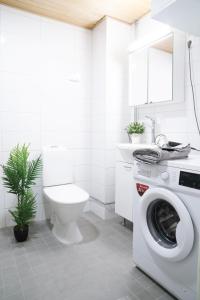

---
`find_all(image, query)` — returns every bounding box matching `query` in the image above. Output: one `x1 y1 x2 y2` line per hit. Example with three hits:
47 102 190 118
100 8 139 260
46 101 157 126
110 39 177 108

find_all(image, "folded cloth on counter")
133 143 191 164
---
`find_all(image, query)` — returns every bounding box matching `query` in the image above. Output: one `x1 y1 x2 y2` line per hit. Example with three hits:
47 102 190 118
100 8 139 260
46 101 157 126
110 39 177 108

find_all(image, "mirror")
129 31 185 106
148 34 173 103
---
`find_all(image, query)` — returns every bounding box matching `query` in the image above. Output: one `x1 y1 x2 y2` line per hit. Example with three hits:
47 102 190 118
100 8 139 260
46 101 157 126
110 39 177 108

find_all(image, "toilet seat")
44 184 89 204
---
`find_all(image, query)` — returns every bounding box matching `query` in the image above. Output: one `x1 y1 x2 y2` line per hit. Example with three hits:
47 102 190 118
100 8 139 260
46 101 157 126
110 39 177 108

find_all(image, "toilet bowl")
44 184 89 244
42 146 89 245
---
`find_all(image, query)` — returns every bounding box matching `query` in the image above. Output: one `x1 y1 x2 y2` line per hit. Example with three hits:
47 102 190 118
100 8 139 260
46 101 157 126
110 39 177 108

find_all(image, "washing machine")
133 154 200 300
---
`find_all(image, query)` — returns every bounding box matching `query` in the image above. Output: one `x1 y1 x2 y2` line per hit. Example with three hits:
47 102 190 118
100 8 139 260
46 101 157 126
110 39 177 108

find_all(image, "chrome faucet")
145 116 156 144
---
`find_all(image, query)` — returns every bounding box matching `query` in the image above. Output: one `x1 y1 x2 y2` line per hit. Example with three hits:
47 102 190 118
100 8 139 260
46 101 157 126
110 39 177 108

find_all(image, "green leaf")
1 144 42 228
126 122 145 134
9 190 37 228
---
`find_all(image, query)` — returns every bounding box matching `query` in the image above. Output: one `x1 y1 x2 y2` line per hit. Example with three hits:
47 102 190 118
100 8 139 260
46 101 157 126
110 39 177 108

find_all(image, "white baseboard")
88 197 116 220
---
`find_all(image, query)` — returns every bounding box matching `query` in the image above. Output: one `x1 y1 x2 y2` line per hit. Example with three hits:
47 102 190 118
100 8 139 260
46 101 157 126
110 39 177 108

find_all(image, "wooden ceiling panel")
0 0 150 28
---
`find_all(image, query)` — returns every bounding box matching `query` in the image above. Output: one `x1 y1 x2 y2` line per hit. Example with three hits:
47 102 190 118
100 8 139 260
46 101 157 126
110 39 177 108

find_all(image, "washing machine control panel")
179 171 200 190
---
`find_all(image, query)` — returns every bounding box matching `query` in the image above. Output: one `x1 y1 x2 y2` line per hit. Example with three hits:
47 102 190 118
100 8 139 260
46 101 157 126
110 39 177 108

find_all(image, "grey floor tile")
158 293 176 300
117 296 139 300
145 283 166 299
0 212 173 300
4 291 24 300
0 287 5 299
23 287 41 300
0 271 3 289
3 282 22 298
136 289 156 300
130 267 144 280
125 278 145 296
2 269 20 287
136 273 155 289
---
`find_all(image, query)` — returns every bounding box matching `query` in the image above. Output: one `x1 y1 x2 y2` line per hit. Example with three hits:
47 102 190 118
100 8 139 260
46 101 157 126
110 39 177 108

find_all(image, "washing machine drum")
139 187 194 262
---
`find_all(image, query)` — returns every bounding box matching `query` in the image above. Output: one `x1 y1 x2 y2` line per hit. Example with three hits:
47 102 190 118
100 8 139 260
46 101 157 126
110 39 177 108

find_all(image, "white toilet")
42 146 89 245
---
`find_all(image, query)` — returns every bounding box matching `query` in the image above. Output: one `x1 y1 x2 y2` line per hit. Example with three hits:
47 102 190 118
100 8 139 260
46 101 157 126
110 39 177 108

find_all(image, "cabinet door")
129 49 148 106
115 162 134 222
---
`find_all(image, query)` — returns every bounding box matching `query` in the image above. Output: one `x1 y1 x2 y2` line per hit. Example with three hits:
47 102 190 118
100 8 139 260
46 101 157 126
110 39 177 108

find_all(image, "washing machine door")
139 187 194 262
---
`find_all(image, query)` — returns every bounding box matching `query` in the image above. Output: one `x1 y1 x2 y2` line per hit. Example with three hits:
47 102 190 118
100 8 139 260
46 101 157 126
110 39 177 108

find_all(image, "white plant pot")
130 134 143 144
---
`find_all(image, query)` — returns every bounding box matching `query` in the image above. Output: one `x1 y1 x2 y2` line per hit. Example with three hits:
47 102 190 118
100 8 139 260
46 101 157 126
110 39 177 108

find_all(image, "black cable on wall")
187 40 200 136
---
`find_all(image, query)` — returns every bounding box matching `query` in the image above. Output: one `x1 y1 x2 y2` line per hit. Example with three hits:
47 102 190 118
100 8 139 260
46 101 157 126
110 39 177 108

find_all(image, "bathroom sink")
117 143 158 163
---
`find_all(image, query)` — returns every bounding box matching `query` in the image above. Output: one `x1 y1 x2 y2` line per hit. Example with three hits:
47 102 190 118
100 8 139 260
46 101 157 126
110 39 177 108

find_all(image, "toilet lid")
44 184 89 204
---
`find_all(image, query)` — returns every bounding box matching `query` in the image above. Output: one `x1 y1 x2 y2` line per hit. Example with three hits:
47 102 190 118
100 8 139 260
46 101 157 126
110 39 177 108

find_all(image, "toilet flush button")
161 172 169 180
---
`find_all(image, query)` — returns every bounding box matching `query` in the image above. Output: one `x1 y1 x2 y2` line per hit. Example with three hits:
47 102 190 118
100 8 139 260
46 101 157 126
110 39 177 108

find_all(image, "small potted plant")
126 122 145 144
1 144 42 242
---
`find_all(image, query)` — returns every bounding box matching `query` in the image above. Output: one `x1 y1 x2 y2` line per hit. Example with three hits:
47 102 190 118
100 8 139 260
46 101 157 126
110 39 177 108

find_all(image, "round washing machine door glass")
139 187 194 262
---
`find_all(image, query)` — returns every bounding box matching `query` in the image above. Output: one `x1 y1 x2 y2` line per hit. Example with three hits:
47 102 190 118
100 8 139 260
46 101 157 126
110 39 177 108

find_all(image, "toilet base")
52 221 83 245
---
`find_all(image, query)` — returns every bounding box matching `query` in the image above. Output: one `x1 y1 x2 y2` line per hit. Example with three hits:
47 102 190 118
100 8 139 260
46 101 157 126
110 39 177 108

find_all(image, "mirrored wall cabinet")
128 29 186 106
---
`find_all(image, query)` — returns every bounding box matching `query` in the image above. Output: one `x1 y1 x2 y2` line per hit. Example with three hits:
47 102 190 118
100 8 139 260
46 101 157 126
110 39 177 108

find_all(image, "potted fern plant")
126 122 145 144
1 144 42 242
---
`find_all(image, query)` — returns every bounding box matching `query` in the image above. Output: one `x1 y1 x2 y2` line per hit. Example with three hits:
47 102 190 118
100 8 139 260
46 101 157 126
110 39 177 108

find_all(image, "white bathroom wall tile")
0 211 5 228
72 117 91 133
91 115 105 132
76 181 91 195
105 185 115 204
166 133 189 144
5 210 15 227
187 109 200 134
106 113 130 132
106 97 130 115
0 188 5 210
36 202 45 221
91 166 105 186
92 99 105 115
105 167 115 186
41 19 75 76
185 58 200 87
159 114 188 134
0 164 3 189
41 110 90 134
2 131 41 152
41 111 73 132
79 79 92 100
1 112 41 133
91 132 105 150
105 150 116 168
187 133 200 149
0 72 42 113
185 85 200 125
0 31 41 74
41 80 81 110
4 191 17 209
90 183 105 203
105 130 129 150
75 99 92 116
1 5 41 37
41 131 70 148
75 27 91 51
71 132 91 149
73 149 91 166
74 165 90 182
0 128 3 151
91 149 105 167
34 187 45 221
